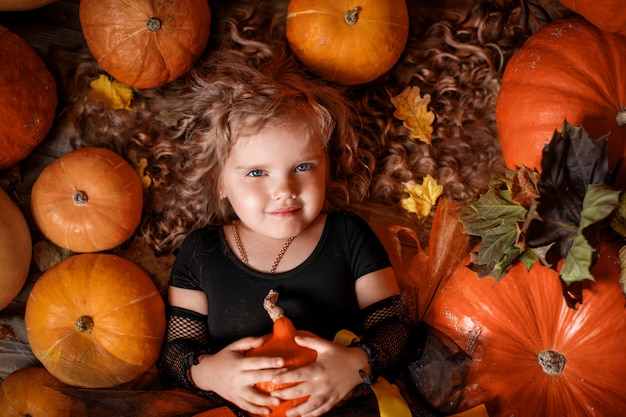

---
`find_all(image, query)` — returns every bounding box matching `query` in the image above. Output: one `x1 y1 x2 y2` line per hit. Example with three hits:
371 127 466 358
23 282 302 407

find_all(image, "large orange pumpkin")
79 0 211 89
559 0 626 35
25 253 165 388
0 0 56 10
0 26 57 169
30 146 143 253
286 0 409 85
495 17 626 187
0 187 31 311
424 239 626 416
0 367 79 416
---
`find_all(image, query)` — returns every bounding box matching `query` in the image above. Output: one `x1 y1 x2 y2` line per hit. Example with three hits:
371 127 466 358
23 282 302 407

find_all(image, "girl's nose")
273 177 298 200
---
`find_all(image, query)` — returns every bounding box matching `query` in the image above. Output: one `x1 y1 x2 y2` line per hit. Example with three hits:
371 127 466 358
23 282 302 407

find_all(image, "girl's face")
220 121 328 239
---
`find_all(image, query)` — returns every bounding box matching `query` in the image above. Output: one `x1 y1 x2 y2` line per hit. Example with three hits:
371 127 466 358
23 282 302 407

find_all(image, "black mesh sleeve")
352 295 413 381
161 305 210 390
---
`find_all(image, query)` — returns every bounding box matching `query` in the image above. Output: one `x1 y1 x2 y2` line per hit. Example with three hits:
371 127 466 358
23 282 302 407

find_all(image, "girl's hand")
268 334 369 417
189 336 287 416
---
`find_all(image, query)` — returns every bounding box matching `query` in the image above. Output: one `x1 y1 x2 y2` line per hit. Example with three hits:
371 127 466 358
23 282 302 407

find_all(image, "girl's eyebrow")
235 153 325 170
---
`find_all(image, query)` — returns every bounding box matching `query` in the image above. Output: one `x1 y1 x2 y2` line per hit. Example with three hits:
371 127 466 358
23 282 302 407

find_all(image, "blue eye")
296 163 311 172
247 169 263 177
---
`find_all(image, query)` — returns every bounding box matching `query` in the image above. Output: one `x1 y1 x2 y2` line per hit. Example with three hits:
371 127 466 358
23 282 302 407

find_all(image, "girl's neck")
227 214 327 273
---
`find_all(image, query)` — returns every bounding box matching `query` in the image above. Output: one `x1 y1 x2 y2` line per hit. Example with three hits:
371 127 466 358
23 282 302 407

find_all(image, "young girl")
155 49 413 417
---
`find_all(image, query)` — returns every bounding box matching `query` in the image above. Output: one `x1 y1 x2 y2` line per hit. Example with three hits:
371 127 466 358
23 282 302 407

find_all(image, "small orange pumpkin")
0 187 31 311
286 0 409 85
495 17 626 187
25 253 165 388
559 0 626 35
30 146 143 253
424 239 626 416
0 26 57 169
79 0 211 89
0 367 79 416
245 290 317 417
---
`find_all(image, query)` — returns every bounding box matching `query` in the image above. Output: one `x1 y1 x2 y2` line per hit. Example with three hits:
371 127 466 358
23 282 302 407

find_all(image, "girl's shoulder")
177 225 224 253
327 211 375 234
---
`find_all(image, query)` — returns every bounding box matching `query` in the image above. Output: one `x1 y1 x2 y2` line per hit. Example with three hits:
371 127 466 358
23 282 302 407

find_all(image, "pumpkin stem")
344 7 361 26
75 315 94 333
263 289 284 322
72 190 88 206
146 17 162 32
617 108 626 126
538 350 566 376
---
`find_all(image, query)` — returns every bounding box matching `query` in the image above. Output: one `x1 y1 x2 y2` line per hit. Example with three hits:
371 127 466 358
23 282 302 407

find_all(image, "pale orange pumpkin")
0 367 79 416
495 17 626 187
30 146 143 253
0 187 31 311
0 26 57 169
25 253 165 388
286 0 409 85
424 239 626 416
559 0 626 35
79 0 211 89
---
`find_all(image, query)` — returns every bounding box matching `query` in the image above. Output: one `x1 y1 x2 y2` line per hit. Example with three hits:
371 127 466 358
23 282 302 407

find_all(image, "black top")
170 212 392 352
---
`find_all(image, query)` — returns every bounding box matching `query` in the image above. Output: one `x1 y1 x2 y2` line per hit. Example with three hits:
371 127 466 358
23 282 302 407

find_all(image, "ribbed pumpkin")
286 0 409 85
0 367 78 416
79 0 211 89
495 17 626 187
0 0 56 10
25 253 165 388
30 146 143 253
559 0 626 35
0 26 57 169
245 290 317 417
424 239 626 416
0 187 31 311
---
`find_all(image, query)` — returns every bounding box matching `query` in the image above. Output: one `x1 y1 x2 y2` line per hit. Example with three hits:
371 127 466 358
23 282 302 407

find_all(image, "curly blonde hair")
137 49 374 253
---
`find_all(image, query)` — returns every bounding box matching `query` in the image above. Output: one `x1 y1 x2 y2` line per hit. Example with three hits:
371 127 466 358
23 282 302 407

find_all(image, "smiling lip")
269 207 301 217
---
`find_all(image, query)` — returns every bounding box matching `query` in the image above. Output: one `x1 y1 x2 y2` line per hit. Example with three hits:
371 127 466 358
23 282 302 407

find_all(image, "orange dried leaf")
401 175 443 219
129 150 152 189
87 74 133 110
391 86 434 144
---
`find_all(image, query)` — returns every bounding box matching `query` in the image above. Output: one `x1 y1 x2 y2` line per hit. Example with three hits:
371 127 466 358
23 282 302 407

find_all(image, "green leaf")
560 234 595 285
458 178 527 280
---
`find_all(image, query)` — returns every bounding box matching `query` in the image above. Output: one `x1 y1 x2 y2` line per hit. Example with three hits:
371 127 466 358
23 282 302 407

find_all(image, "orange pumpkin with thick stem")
0 26 57 169
30 146 143 253
0 187 31 311
558 0 626 35
25 253 165 388
495 17 626 187
79 0 211 89
423 239 626 416
286 0 409 85
245 290 317 417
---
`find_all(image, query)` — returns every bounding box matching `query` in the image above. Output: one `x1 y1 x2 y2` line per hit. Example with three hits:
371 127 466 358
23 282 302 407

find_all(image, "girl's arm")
270 267 413 417
162 286 286 415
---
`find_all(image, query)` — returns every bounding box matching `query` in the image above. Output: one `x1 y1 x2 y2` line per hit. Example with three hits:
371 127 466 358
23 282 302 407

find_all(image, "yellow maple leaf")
391 86 434 145
86 74 133 110
401 175 443 219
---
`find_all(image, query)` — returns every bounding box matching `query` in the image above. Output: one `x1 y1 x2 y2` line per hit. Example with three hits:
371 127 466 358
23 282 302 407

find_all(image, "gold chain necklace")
231 222 296 274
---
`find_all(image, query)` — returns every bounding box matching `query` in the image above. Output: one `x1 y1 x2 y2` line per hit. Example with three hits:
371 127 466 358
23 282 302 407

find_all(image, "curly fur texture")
54 0 564 253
